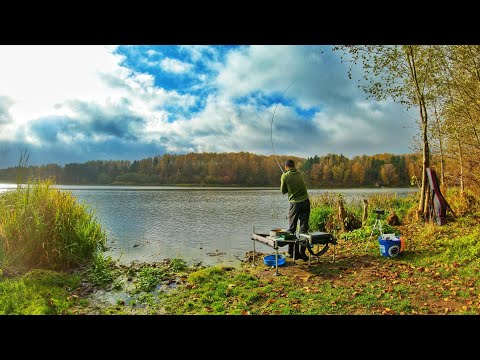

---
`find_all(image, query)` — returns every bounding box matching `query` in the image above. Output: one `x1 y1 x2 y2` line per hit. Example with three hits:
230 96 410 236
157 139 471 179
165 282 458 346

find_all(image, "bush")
309 206 334 231
0 178 107 270
445 188 480 217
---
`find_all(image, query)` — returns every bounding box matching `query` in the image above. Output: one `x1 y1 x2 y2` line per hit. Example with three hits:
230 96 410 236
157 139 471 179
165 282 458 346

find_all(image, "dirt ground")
240 224 479 315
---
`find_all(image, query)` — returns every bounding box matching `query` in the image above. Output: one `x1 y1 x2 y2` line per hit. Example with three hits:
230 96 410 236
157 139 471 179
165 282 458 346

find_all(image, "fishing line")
271 80 296 173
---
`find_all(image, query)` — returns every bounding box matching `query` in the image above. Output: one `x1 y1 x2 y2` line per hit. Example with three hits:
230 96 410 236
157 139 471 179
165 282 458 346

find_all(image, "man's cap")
285 159 295 167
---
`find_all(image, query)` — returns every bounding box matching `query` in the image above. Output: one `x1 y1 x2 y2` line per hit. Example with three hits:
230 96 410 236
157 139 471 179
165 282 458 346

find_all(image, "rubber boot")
288 244 301 258
298 245 309 260
288 243 295 258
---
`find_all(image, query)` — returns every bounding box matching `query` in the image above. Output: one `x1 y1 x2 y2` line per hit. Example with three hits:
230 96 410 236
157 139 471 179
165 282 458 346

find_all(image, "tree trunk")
458 138 464 194
418 107 430 220
433 101 445 188
406 46 430 221
337 197 346 232
362 199 368 226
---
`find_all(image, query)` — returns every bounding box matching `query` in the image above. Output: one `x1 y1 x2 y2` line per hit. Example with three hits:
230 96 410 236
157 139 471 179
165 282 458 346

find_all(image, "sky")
0 45 418 168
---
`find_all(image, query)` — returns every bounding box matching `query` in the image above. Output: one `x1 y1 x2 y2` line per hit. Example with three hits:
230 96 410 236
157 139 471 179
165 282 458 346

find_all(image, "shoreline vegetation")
1 178 479 315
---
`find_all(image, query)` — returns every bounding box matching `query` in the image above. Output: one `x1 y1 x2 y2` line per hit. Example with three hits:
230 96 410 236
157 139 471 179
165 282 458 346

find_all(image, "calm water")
0 184 417 266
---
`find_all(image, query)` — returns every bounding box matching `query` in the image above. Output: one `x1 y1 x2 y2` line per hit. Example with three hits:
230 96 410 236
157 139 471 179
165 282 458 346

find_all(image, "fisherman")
280 159 310 260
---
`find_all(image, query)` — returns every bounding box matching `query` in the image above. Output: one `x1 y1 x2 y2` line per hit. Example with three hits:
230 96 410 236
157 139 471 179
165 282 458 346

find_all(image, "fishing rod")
270 80 296 174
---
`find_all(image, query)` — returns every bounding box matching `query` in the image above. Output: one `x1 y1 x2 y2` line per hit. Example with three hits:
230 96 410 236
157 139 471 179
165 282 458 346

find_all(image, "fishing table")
250 231 337 275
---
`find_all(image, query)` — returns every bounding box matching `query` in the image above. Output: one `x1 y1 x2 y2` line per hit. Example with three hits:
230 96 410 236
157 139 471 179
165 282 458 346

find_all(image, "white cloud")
0 45 197 146
179 45 220 63
160 57 193 74
0 45 126 126
214 45 331 107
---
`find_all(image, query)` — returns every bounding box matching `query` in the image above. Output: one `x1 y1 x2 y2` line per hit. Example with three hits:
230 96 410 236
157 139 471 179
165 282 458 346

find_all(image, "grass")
0 177 107 270
0 269 85 314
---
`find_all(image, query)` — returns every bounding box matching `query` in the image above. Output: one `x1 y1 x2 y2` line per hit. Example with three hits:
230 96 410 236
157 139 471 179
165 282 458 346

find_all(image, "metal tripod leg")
365 218 382 251
274 245 280 276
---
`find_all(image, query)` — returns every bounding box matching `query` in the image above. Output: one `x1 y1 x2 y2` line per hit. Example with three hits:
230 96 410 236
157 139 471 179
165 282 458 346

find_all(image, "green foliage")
445 188 480 217
340 222 401 241
169 258 187 272
0 269 82 315
309 206 333 231
443 227 480 263
0 178 107 269
340 227 372 241
311 192 408 239
136 267 167 293
88 254 117 286
187 266 226 285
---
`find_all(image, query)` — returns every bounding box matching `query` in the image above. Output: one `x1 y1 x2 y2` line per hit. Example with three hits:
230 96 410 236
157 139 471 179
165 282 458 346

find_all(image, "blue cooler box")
378 236 401 258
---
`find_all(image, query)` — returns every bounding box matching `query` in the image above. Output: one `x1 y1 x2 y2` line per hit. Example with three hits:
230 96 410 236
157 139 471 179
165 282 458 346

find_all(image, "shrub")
0 178 107 269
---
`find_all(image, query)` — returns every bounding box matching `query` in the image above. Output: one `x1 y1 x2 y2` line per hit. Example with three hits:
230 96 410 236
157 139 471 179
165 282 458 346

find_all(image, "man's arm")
280 173 288 194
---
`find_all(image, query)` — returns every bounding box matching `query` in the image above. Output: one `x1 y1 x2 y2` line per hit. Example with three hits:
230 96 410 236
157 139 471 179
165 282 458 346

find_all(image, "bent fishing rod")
271 80 296 174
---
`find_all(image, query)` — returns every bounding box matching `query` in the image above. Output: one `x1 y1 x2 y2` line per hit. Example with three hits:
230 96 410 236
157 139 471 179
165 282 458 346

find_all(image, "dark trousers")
287 198 310 256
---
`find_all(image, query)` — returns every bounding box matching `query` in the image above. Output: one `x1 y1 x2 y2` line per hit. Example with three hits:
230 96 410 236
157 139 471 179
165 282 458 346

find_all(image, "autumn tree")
435 46 480 194
334 45 439 220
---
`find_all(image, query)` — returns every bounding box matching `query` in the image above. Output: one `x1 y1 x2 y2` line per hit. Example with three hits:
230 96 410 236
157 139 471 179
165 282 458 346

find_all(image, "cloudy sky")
0 45 418 168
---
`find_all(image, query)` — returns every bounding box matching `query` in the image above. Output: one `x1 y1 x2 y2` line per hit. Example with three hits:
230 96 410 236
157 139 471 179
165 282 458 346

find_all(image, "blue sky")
0 45 418 168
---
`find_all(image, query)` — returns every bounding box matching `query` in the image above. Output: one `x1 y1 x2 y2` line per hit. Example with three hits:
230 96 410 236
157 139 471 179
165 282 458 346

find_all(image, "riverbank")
2 209 479 315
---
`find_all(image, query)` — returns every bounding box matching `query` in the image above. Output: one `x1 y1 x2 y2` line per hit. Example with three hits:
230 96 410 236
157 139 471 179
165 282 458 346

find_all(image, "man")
280 159 310 260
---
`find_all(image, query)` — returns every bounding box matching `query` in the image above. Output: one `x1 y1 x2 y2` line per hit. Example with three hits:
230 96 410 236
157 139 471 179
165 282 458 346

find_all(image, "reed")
0 177 107 270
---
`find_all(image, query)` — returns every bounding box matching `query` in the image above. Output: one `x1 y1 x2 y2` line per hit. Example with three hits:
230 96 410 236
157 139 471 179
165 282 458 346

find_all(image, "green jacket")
280 168 309 203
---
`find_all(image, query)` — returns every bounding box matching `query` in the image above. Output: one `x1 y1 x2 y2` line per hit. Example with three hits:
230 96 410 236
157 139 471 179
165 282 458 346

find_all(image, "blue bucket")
378 237 401 258
263 254 286 266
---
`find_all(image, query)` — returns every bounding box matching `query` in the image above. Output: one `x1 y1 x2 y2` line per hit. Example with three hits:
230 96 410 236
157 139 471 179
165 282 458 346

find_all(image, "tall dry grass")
0 178 107 269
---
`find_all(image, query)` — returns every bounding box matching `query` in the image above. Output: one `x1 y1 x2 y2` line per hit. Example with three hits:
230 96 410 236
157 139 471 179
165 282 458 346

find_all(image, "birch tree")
334 45 439 220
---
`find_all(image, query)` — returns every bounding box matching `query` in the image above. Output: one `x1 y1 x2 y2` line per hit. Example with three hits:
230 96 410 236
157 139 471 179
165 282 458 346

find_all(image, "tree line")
0 151 424 188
